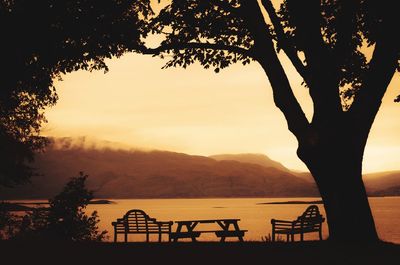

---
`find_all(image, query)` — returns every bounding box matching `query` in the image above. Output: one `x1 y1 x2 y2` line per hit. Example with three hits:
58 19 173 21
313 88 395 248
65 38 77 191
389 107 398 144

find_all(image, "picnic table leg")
286 234 289 242
233 221 244 242
188 223 198 242
219 221 228 242
291 234 294 242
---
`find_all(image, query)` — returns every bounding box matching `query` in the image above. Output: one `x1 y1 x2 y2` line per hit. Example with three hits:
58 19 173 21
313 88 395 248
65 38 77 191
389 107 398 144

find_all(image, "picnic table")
170 218 247 242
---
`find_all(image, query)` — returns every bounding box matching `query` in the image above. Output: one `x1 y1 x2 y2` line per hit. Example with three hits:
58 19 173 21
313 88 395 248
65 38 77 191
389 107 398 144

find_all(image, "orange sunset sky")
42 1 400 174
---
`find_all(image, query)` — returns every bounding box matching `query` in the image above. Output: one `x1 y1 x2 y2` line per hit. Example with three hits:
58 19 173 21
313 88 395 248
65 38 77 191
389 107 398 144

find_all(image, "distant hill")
0 145 319 199
210 154 290 173
1 137 399 199
270 170 400 196
363 171 400 196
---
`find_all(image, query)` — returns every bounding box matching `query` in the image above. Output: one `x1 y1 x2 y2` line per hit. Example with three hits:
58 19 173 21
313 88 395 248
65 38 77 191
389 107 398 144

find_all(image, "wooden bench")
112 209 173 242
271 205 325 242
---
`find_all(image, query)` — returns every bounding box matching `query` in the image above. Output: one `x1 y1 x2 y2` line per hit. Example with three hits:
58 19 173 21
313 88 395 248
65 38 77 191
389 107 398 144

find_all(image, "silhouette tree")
0 0 151 186
140 0 399 242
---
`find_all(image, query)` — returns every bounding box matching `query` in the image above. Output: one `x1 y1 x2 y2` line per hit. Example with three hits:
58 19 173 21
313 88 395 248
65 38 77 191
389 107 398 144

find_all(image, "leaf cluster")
149 0 253 72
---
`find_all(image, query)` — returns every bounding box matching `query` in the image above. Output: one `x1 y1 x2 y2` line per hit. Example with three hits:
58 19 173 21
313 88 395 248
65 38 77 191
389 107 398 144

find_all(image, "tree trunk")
297 129 379 243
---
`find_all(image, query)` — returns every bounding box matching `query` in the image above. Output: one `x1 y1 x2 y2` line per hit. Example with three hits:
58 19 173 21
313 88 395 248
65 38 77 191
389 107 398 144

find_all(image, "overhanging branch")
239 0 310 139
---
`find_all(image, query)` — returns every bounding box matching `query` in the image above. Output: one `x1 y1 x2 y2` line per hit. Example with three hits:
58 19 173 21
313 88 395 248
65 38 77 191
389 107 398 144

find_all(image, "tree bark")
297 124 378 243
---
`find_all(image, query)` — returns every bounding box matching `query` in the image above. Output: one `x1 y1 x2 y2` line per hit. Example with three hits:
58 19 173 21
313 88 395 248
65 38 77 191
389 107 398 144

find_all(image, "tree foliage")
0 0 152 186
149 0 253 72
147 0 399 109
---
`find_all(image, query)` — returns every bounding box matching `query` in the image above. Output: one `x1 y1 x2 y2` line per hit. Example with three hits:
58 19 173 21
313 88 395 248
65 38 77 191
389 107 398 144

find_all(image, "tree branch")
138 42 254 58
284 0 330 72
260 0 310 84
284 0 343 124
333 1 359 66
239 0 310 140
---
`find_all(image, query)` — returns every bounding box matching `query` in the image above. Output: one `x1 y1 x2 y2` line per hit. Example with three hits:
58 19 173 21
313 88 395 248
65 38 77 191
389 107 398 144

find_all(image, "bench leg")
286 234 289 242
272 230 275 242
319 229 323 240
291 234 294 242
124 233 128 243
300 232 304 242
158 233 162 242
146 232 149 242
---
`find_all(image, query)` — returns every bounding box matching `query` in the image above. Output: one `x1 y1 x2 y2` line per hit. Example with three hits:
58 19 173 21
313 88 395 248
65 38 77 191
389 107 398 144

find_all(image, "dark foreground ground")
1 240 399 265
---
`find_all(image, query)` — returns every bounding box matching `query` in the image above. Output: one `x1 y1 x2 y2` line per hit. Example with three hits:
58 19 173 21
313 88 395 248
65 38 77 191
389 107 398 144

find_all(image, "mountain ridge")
1 137 399 199
0 146 319 199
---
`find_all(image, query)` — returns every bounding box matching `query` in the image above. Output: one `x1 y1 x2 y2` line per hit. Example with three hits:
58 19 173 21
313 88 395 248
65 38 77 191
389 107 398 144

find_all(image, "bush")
16 172 107 241
0 202 19 239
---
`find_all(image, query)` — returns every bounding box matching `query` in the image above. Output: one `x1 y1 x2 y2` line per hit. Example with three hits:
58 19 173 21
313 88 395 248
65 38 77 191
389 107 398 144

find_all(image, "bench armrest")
112 218 125 226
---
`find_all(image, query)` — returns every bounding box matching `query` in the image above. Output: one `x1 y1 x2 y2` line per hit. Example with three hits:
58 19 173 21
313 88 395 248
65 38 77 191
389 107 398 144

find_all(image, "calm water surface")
82 197 400 243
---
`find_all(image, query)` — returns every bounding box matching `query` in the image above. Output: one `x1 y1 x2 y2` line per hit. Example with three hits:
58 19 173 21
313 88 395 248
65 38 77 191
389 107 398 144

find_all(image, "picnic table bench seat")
170 229 247 240
112 209 173 242
271 205 325 242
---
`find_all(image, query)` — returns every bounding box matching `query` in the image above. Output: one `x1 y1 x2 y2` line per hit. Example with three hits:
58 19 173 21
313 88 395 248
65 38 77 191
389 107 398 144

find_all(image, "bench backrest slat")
125 209 151 232
296 205 324 229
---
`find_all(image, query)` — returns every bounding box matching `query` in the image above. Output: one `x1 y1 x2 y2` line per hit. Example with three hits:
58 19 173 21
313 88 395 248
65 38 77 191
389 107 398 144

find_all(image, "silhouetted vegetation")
0 0 151 186
1 173 107 241
0 202 19 239
2 0 399 243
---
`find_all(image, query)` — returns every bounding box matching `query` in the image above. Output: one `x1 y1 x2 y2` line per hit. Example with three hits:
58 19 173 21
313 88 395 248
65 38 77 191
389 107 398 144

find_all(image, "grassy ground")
1 240 399 264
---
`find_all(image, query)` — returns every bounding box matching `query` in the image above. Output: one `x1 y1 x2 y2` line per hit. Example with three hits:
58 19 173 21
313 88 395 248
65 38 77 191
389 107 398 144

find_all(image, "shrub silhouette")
0 202 19 239
17 172 107 241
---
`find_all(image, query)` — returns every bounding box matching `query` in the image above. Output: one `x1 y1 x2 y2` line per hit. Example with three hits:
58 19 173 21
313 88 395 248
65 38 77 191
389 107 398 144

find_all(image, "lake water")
83 197 400 243
13 197 400 243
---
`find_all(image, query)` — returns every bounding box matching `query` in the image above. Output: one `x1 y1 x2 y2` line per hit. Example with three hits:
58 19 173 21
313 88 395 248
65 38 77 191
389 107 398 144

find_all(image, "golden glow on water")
82 197 400 243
